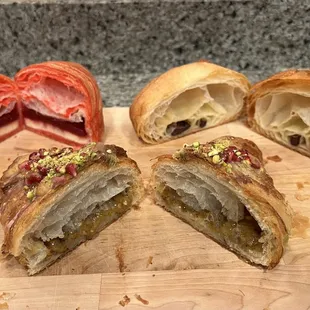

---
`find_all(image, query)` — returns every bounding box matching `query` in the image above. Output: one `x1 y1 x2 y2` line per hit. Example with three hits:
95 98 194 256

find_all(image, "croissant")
151 136 292 268
247 70 310 157
0 74 23 142
0 143 144 275
130 61 250 144
15 61 104 146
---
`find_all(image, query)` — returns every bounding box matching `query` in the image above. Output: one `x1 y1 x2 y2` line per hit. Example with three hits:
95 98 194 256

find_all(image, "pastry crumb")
296 182 304 190
115 246 126 272
0 293 15 301
266 155 282 162
135 294 149 305
146 256 153 268
118 295 130 307
295 193 310 201
0 303 9 310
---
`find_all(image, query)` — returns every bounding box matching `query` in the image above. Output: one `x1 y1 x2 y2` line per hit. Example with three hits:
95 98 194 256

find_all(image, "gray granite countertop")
0 1 308 106
98 69 273 107
1 1 309 78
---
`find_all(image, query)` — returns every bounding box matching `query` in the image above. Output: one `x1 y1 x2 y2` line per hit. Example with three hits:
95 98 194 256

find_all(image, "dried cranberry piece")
38 148 47 158
37 166 49 176
222 149 235 163
232 153 241 162
240 149 248 156
65 163 77 177
25 172 43 186
19 160 31 171
52 176 67 187
248 155 261 169
29 152 40 161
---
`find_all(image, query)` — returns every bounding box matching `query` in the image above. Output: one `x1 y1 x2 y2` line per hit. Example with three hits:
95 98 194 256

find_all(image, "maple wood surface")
0 108 309 309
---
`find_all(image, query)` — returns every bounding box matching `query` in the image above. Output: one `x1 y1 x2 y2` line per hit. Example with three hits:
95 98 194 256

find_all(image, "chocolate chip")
166 120 191 136
196 118 207 128
289 134 302 146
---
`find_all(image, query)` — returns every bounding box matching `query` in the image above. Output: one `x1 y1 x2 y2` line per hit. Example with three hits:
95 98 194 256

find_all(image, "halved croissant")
0 143 143 275
0 74 23 142
151 136 292 268
15 61 104 146
247 70 310 157
130 61 250 144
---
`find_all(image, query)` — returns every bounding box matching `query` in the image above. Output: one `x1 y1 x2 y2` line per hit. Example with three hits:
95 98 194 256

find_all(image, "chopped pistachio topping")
26 188 36 200
226 163 233 173
212 154 221 164
192 141 200 148
23 143 102 200
207 142 228 157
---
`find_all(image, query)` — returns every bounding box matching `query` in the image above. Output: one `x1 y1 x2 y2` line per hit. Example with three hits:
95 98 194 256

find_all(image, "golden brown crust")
247 69 310 157
0 143 142 256
130 61 251 144
151 136 292 268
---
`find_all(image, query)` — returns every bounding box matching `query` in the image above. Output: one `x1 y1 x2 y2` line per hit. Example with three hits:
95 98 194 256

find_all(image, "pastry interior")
153 84 245 140
18 168 135 274
21 77 89 143
254 92 310 151
153 164 273 266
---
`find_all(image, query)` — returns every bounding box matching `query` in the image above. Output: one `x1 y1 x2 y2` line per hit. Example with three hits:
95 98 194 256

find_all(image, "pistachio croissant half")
151 136 292 268
0 143 144 275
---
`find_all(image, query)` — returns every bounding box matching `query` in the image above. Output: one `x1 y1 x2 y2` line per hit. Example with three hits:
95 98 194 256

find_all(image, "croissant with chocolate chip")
151 136 292 268
0 143 144 275
130 61 250 144
247 70 310 157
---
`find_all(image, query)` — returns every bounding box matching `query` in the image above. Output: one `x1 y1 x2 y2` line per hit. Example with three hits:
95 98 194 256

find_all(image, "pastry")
151 136 292 268
247 69 310 157
15 61 104 146
0 143 144 275
130 61 250 144
0 75 23 142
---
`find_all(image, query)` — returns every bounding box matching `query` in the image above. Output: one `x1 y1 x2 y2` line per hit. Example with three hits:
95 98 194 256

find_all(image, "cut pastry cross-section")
0 143 144 275
15 61 104 146
0 74 23 142
247 69 310 157
151 136 292 268
130 61 250 144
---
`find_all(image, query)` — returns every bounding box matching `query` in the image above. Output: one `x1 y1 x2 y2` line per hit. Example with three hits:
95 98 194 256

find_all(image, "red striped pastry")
0 75 23 142
15 61 104 146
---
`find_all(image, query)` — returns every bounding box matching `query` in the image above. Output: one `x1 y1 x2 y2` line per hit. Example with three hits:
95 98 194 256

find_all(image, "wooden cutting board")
0 107 310 309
